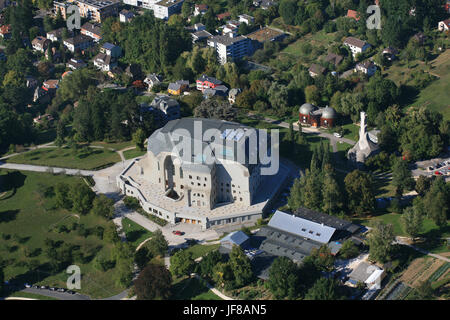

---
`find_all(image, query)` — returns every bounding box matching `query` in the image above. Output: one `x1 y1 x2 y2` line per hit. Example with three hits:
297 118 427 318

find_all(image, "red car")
435 171 442 176
172 230 184 236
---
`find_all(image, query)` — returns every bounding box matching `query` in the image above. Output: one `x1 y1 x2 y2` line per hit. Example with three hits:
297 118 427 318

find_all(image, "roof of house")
94 52 112 65
47 27 66 37
193 30 212 40
0 24 11 34
246 27 284 42
357 60 376 69
344 37 368 49
81 22 102 36
293 207 360 234
220 231 249 246
208 34 249 46
195 3 208 11
168 82 182 91
102 42 117 50
325 53 344 66
440 19 450 27
32 36 49 47
347 9 360 20
268 210 336 244
216 12 231 20
64 34 92 45
197 74 222 85
309 63 326 75
120 9 135 18
349 261 383 283
43 79 59 89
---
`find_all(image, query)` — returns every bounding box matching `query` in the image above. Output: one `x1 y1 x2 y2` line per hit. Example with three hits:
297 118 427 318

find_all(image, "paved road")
0 162 95 176
21 288 90 300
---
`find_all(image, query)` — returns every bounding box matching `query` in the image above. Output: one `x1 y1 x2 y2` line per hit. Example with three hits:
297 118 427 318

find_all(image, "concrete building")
100 42 122 58
123 0 184 20
67 58 87 70
238 14 254 25
47 28 71 42
74 0 119 23
308 63 326 78
355 60 377 77
343 37 371 57
119 9 135 23
196 74 223 91
347 111 380 165
438 19 450 32
32 36 51 53
116 118 289 229
207 33 252 65
93 52 117 71
148 95 181 122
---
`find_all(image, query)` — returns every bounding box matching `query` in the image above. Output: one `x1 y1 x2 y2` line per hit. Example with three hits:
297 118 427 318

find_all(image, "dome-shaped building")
298 103 338 128
299 103 318 125
320 106 337 128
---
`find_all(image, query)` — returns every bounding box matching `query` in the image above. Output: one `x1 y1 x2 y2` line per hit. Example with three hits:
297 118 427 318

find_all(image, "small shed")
220 231 250 250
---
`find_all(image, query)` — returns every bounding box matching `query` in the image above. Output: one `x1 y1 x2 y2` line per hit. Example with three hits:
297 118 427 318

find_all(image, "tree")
55 182 72 209
194 98 237 121
423 177 449 228
132 128 147 151
69 182 95 214
344 170 375 216
367 221 395 263
266 256 300 299
0 264 4 293
228 245 253 288
321 172 342 215
391 158 415 198
415 176 432 197
170 249 195 277
304 278 342 300
339 239 359 259
199 250 222 278
146 229 168 257
91 194 115 219
304 85 320 106
135 247 153 270
134 263 172 300
279 0 298 25
401 206 423 241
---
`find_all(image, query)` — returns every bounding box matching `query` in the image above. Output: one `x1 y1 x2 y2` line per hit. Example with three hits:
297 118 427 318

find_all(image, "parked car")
427 166 434 171
40 285 49 289
172 230 184 236
333 132 342 138
57 288 66 292
24 283 32 288
66 290 76 294
49 287 57 291
435 171 442 176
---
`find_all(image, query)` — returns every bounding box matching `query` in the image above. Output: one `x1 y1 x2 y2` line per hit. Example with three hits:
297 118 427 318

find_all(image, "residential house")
42 79 59 93
207 33 252 65
203 85 228 98
100 43 122 58
309 64 326 78
216 11 231 21
81 22 102 42
347 261 385 289
325 53 343 67
32 36 51 53
196 74 223 91
144 73 162 90
93 53 117 72
142 95 181 123
186 23 206 32
67 58 87 70
343 37 371 57
238 14 254 25
47 28 70 42
228 88 241 104
194 4 208 16
0 24 11 39
355 60 377 76
75 0 119 23
120 9 135 23
382 47 398 61
168 80 189 95
438 19 450 32
260 0 277 10
63 34 93 52
33 114 54 125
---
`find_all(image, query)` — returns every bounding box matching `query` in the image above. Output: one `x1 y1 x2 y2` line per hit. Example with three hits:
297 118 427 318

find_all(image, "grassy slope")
123 148 146 160
6 147 121 170
171 277 221 300
0 170 125 299
122 217 153 249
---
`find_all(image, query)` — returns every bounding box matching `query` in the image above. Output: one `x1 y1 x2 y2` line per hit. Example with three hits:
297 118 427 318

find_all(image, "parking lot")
413 156 450 179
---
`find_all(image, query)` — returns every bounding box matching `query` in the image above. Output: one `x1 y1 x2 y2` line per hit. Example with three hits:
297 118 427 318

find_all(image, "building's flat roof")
294 207 360 234
246 27 284 43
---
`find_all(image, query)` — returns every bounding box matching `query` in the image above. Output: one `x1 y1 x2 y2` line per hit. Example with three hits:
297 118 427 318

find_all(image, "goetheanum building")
298 103 337 128
117 118 289 229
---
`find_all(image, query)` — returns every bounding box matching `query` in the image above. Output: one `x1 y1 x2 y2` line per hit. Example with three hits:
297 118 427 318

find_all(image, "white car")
333 132 342 138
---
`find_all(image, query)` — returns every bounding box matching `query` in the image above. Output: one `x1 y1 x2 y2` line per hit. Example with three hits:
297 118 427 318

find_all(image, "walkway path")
0 163 95 176
395 237 450 263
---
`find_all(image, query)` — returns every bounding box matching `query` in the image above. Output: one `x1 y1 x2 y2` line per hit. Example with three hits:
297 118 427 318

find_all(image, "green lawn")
185 244 220 260
89 140 135 151
0 170 126 299
6 291 59 300
6 147 121 170
122 217 153 249
123 148 146 160
171 277 221 300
